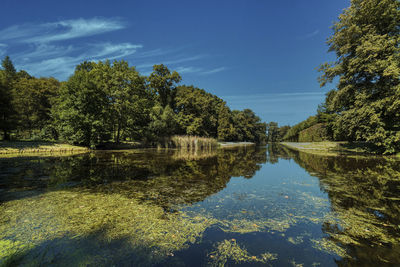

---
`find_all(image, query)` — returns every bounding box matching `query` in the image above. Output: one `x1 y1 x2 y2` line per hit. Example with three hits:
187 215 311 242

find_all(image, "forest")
0 58 267 148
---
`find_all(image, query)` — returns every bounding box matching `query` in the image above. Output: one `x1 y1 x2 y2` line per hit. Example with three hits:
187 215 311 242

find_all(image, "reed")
158 135 218 150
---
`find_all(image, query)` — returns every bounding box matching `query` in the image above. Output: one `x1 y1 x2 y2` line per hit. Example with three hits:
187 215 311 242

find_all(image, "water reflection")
279 146 400 266
1 145 400 266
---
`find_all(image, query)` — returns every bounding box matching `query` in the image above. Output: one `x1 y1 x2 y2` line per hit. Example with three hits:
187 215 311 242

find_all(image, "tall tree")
54 60 150 147
0 56 17 140
148 64 181 108
13 77 60 137
175 85 222 137
319 0 400 153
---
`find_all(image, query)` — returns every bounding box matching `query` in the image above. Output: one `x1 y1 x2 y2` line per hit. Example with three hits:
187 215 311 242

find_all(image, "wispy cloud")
199 67 226 75
0 18 126 44
298 30 320 40
0 17 222 80
21 42 142 79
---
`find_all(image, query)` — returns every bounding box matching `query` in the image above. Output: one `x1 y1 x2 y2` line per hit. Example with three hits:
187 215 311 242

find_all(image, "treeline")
0 57 267 147
281 0 400 154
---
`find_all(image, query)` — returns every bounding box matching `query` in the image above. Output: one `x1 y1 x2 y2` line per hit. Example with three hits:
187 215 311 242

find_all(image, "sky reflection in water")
1 145 400 266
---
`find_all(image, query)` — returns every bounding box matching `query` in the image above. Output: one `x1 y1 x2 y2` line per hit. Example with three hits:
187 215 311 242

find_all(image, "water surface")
1 145 400 266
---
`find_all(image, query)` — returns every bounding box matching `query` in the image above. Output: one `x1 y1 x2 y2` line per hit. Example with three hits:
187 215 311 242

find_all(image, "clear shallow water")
0 145 400 266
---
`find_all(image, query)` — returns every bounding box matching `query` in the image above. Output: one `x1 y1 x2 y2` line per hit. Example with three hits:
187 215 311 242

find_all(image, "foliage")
53 60 150 147
283 116 318 141
318 0 400 153
148 64 181 108
12 77 60 138
0 56 267 146
298 123 328 142
175 85 222 137
266 122 290 142
0 57 16 140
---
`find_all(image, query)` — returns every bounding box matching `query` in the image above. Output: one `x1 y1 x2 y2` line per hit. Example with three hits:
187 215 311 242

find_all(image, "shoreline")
0 140 257 157
280 141 392 157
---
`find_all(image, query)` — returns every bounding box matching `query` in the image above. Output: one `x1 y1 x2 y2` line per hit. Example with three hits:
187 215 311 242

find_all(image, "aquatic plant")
208 239 277 266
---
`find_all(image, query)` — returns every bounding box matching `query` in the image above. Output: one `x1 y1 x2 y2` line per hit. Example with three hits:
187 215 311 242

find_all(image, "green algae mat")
1 146 400 266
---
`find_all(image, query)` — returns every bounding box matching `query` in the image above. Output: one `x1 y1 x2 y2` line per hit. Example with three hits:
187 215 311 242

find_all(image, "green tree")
148 64 181 108
54 60 150 147
319 0 400 153
13 77 60 138
0 56 17 140
217 103 236 141
230 109 266 143
175 85 222 137
266 122 279 143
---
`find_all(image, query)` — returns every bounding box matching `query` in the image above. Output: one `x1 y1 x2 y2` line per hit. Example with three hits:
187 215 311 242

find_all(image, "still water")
1 145 400 266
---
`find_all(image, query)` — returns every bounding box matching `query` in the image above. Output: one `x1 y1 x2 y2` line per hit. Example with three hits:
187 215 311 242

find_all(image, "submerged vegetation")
1 145 400 265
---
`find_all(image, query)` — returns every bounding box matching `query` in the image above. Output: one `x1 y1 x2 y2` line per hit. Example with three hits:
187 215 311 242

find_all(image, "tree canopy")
318 0 400 153
0 56 267 147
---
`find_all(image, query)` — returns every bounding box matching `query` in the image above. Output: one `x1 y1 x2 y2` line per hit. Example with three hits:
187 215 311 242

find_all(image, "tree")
54 60 150 147
266 122 279 143
319 0 400 153
175 85 223 137
13 77 60 137
148 64 181 108
217 103 236 141
0 56 17 140
230 109 266 143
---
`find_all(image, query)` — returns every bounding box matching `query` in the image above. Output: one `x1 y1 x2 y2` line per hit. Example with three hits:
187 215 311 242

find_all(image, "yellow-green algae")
208 239 277 266
0 190 218 265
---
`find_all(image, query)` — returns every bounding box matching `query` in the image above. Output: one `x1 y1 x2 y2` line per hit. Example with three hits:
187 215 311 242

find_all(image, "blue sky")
0 0 349 125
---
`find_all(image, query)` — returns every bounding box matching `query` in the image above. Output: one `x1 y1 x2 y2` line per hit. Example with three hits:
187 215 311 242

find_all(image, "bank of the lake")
0 141 89 155
280 141 389 156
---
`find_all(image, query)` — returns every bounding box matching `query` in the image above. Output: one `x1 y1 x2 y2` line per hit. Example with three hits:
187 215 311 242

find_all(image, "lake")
1 145 400 266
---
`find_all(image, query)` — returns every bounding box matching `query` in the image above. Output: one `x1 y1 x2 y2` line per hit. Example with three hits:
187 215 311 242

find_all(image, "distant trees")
318 0 400 153
0 56 267 146
266 122 290 143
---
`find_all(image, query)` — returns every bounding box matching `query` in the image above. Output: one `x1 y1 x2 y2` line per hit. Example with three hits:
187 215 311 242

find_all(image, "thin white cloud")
0 18 219 80
199 67 226 75
299 30 320 40
136 55 205 69
0 18 126 44
20 42 142 79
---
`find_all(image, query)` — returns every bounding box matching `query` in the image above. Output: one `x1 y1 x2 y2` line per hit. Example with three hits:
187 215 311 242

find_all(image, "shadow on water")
0 147 266 206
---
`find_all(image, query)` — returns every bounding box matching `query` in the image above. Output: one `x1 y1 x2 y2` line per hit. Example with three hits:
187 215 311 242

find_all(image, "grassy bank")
281 141 384 156
0 141 89 155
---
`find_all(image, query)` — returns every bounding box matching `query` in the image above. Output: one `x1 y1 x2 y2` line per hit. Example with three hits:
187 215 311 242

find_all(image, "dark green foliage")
0 56 18 140
175 85 223 137
283 116 318 142
230 109 266 144
148 64 181 108
2 56 267 146
298 123 328 142
13 77 60 138
318 0 400 153
54 60 150 147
